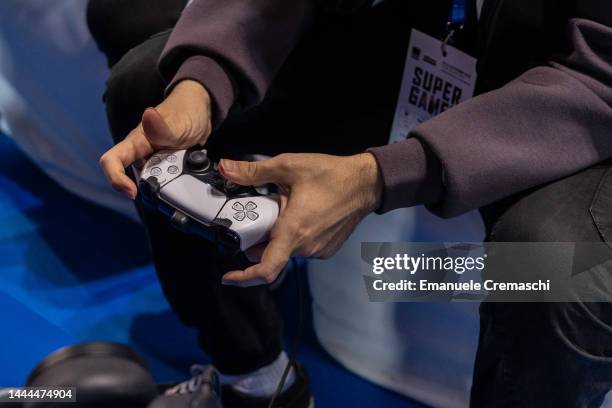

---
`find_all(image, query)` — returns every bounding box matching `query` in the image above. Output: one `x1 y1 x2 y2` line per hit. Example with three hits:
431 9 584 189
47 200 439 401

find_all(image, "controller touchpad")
160 175 227 223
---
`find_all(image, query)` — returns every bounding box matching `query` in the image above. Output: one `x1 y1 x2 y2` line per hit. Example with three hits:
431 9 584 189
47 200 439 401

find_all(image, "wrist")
355 153 383 213
168 79 213 140
172 79 211 106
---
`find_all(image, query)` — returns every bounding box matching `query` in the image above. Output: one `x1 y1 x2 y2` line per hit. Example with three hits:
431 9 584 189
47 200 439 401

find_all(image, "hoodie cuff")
166 55 236 129
368 138 444 214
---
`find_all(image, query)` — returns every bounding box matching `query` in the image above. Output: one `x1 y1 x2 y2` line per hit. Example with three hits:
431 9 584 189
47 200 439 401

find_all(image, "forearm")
158 0 314 128
371 18 612 218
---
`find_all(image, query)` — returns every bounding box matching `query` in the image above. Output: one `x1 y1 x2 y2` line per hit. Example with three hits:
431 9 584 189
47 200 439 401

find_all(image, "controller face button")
166 154 177 162
149 156 162 165
245 201 257 211
246 211 259 221
187 151 210 171
150 167 162 176
167 165 180 174
232 202 244 211
233 212 246 221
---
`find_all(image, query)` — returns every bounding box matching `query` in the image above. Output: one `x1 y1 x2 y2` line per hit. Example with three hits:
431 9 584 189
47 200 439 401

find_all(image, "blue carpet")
0 134 422 407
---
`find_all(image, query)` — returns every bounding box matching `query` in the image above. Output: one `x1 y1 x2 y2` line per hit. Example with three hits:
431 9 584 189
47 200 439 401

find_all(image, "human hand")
219 153 383 287
99 80 212 199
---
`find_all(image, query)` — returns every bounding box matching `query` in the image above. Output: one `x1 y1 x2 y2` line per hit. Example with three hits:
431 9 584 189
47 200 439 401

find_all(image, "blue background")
0 133 423 406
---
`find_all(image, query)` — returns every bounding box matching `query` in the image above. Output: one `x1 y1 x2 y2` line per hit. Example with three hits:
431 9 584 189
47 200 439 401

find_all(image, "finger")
100 126 155 199
221 265 271 287
141 107 176 147
222 238 293 286
100 148 137 199
245 243 266 263
219 156 289 186
279 193 289 213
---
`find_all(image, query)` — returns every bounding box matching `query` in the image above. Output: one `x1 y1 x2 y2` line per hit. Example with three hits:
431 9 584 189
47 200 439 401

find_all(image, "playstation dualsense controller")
138 147 279 252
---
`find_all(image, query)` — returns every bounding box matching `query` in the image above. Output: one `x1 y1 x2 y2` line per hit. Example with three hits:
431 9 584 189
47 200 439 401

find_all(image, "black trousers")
473 161 612 408
87 0 392 375
88 0 612 404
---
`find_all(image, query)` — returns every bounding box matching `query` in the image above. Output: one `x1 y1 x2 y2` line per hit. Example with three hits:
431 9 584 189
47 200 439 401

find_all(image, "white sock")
217 351 296 397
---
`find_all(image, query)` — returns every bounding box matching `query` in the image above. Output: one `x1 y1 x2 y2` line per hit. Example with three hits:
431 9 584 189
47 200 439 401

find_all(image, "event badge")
389 29 478 143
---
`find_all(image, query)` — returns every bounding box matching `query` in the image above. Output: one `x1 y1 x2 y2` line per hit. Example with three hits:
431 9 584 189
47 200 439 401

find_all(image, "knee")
87 0 132 66
104 33 169 141
87 0 185 66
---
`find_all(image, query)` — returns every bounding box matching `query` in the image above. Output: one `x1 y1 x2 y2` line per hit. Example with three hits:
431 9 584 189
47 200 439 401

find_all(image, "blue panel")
0 134 422 406
0 291 75 385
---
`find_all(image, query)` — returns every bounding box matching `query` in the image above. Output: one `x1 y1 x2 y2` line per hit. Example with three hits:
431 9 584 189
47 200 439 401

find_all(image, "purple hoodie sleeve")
368 138 443 212
158 0 313 128
370 18 612 217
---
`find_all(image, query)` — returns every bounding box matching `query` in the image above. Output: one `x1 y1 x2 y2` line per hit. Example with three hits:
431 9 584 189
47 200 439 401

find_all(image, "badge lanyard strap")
449 0 467 28
442 0 467 55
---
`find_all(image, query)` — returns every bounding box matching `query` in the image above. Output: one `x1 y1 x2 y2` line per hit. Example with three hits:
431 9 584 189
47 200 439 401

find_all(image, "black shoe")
153 365 221 408
220 362 312 408
157 362 312 408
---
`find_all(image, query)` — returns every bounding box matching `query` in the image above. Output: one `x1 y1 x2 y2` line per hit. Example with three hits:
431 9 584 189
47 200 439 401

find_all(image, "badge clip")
441 21 464 58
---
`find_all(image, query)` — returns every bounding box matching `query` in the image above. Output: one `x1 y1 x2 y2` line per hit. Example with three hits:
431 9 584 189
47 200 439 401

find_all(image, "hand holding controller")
138 147 279 252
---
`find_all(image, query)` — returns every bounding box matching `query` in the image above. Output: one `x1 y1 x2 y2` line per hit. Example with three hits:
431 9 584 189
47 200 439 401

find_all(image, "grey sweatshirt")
158 0 612 217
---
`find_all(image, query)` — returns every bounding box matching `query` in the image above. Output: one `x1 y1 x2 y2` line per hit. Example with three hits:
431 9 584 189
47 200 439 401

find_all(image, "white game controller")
138 147 279 252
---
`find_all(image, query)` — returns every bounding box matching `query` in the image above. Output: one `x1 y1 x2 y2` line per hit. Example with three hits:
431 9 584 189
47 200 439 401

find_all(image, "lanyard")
448 0 467 28
442 0 467 54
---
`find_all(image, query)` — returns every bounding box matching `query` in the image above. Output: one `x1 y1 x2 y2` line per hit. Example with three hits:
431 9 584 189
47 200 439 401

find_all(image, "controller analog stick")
224 180 240 193
187 151 210 171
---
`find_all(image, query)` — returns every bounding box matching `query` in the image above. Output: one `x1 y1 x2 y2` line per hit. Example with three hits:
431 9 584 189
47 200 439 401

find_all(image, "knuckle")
110 180 123 191
246 161 259 179
263 272 277 284
99 153 111 168
284 222 301 240
320 249 335 260
302 246 318 259
275 154 293 171
295 224 312 242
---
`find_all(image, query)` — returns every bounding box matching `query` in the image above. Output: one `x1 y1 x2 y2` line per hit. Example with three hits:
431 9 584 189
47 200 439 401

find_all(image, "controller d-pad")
230 201 260 222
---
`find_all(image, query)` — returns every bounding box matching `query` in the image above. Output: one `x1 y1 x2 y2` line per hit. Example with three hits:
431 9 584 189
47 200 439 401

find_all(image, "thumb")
141 107 174 147
219 157 286 186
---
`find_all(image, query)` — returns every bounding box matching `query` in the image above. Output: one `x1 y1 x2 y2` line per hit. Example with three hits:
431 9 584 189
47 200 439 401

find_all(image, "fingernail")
123 188 136 200
220 159 235 172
